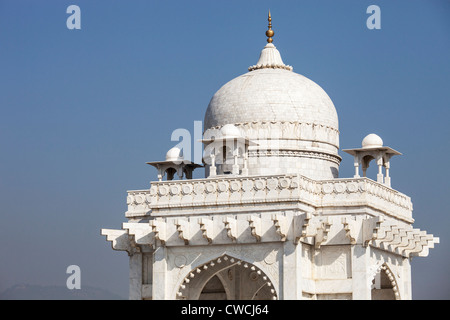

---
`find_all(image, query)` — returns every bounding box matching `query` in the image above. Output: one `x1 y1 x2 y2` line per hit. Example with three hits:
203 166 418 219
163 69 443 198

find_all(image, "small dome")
165 147 183 161
362 134 383 148
220 124 241 138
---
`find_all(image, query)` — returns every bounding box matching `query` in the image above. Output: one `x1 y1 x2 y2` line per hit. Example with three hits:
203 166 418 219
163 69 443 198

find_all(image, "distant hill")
0 284 126 300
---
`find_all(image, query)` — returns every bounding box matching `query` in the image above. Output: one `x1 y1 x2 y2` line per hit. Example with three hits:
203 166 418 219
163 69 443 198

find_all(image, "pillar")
353 155 360 178
402 258 412 300
376 155 384 184
157 166 163 181
351 245 372 299
384 161 391 188
209 154 217 177
129 252 142 300
152 246 167 299
282 241 302 299
232 145 240 175
242 153 249 176
177 166 184 180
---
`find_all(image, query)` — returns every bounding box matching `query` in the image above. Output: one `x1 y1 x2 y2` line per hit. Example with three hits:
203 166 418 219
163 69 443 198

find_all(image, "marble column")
152 246 167 300
129 253 142 300
282 241 302 299
351 245 371 300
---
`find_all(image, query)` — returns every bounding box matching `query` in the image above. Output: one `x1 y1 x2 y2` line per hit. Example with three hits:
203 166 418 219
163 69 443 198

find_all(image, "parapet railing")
125 174 413 222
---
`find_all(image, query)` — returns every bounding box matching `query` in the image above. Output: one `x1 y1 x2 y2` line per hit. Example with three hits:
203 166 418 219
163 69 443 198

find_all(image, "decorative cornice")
206 121 340 135
126 175 414 223
204 121 340 151
247 149 342 164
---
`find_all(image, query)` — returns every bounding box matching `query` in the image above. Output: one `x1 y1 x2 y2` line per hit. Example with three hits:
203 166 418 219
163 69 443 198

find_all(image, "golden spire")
266 10 274 43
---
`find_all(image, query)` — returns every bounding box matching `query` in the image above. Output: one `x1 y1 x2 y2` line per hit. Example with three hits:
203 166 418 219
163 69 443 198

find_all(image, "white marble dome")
204 43 338 133
203 42 341 179
204 68 338 131
165 147 183 161
362 134 383 148
220 123 241 138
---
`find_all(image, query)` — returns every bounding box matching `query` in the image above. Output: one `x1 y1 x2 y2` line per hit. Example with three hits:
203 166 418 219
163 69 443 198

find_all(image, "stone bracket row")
101 213 334 250
342 216 439 257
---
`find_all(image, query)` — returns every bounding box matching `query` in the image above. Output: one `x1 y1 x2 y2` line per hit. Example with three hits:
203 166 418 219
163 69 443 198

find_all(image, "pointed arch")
371 263 400 300
199 274 228 300
175 254 277 300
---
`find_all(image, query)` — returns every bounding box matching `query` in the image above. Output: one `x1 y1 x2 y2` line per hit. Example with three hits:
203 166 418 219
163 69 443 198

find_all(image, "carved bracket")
101 229 139 256
362 216 384 246
122 222 155 247
198 218 214 244
248 215 262 242
342 217 358 245
175 219 190 245
315 217 332 249
223 216 237 242
272 213 289 241
150 219 167 245
293 212 312 244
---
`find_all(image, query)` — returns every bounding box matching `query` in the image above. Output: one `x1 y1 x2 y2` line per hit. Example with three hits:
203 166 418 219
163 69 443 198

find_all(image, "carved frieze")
126 175 413 224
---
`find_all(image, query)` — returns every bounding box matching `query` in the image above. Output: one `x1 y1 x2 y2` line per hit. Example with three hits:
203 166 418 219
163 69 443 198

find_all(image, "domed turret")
220 124 241 138
165 147 183 162
362 134 383 149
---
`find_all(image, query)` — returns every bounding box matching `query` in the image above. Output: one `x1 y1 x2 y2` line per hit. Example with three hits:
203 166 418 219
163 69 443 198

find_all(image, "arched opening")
176 254 277 300
217 146 234 175
165 167 177 180
199 275 227 300
361 155 375 178
371 264 399 300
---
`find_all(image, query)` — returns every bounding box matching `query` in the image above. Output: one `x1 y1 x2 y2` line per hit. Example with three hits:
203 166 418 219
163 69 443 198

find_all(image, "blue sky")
0 0 449 299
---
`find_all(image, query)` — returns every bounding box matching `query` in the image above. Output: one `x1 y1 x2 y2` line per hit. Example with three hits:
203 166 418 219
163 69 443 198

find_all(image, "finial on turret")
266 10 274 43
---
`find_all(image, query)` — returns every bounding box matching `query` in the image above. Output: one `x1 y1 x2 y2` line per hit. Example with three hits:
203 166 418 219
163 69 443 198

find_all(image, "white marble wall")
102 173 438 300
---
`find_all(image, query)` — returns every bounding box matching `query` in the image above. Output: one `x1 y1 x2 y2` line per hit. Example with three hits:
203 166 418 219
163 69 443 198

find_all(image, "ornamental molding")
247 149 342 164
248 63 293 72
205 121 340 134
127 175 414 223
204 121 340 148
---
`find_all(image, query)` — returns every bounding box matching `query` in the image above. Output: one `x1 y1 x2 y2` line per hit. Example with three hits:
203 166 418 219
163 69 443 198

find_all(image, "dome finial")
266 10 274 43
